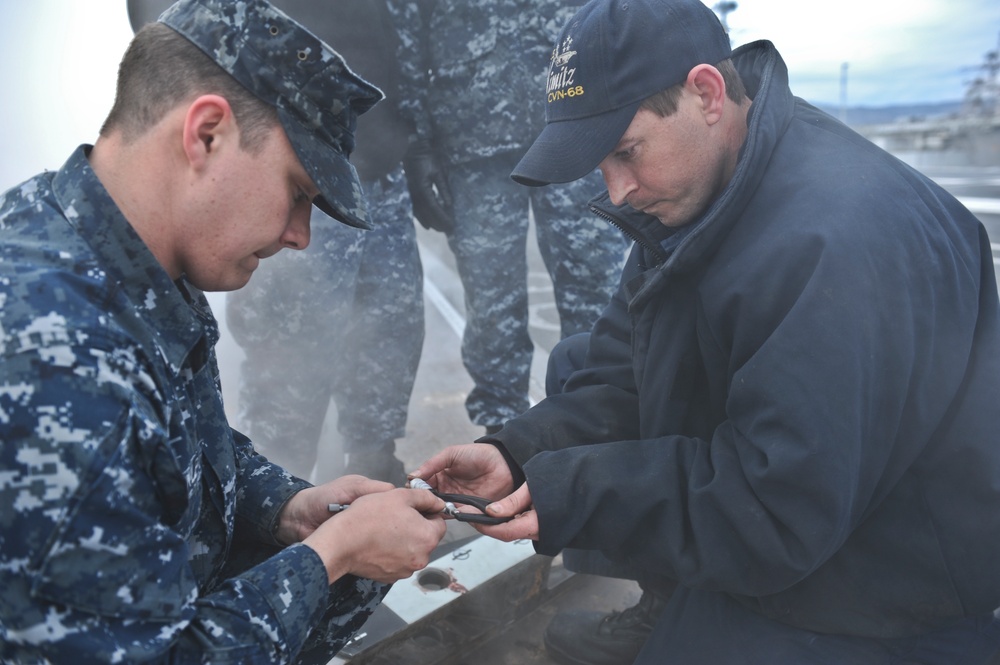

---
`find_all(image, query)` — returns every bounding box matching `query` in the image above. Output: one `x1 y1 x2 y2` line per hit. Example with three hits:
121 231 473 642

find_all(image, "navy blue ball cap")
158 0 383 229
511 0 731 187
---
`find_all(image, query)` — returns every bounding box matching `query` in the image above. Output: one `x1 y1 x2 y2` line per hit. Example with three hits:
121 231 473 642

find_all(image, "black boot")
544 587 669 665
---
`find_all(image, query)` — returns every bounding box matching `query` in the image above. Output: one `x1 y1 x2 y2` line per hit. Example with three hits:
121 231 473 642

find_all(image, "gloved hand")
402 138 455 234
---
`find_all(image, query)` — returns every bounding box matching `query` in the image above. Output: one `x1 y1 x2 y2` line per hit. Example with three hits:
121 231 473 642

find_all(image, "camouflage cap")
158 0 384 229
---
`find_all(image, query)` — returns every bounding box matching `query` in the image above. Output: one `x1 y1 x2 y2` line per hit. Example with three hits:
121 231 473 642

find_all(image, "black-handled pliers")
410 478 513 525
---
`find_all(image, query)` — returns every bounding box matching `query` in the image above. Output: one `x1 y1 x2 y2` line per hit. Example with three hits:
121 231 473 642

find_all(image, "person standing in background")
388 0 629 436
128 0 424 488
220 0 424 485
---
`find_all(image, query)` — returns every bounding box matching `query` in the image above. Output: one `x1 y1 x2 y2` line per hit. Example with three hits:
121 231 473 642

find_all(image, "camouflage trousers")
445 152 628 427
226 167 424 479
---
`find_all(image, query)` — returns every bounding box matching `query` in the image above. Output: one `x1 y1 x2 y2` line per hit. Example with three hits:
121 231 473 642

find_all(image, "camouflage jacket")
0 147 327 663
388 0 579 165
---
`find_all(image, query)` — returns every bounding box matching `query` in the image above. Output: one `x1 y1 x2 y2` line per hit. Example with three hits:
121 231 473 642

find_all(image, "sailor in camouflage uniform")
224 0 423 486
388 0 629 432
0 1 446 662
226 182 421 485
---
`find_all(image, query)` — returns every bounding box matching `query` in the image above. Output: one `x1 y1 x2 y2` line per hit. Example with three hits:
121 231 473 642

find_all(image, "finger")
474 510 539 542
485 483 532 517
428 513 449 539
340 476 395 500
410 198 436 229
409 448 456 483
405 488 448 515
424 201 454 234
435 178 454 210
411 205 433 230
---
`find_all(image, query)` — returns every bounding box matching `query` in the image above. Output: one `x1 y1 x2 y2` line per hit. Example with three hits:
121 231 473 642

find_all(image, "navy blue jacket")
497 41 1000 639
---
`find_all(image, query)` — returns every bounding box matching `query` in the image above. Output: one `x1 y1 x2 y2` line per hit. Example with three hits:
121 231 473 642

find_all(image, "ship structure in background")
858 32 1000 169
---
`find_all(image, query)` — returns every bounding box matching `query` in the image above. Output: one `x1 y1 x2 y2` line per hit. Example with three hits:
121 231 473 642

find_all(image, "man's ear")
686 64 727 125
181 94 235 170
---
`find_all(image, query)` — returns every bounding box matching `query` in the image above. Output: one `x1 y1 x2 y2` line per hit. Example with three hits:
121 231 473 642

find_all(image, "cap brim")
278 109 371 230
510 102 641 187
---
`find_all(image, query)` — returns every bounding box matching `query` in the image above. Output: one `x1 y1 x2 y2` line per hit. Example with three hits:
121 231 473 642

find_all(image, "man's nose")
281 210 311 251
601 165 635 207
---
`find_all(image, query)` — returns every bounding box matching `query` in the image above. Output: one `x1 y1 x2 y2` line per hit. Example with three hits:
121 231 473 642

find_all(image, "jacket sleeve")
232 426 313 547
0 337 330 664
385 0 434 141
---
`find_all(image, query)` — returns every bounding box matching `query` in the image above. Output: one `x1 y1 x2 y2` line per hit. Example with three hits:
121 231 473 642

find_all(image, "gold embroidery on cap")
547 36 584 103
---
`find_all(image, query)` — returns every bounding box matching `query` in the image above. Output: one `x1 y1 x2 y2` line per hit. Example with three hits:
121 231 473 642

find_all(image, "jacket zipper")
589 203 669 269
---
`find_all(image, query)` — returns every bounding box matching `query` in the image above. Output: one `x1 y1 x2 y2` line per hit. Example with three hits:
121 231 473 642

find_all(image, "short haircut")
640 59 747 117
100 22 279 152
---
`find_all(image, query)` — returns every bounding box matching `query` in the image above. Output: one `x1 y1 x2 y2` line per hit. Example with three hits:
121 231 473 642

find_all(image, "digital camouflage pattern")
226 167 423 479
388 0 628 427
389 0 577 163
0 146 387 663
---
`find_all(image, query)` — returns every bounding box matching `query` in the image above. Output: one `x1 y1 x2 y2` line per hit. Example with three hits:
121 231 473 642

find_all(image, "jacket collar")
52 145 216 373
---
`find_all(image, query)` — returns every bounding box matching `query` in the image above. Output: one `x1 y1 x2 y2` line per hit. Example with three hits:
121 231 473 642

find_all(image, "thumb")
408 488 447 515
486 483 532 517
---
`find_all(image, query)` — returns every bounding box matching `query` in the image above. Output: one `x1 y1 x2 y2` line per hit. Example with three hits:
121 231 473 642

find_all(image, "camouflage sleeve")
0 338 329 664
385 0 434 140
232 427 313 546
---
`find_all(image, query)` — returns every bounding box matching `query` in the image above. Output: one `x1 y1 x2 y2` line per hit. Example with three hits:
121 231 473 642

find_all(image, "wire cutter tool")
409 478 513 525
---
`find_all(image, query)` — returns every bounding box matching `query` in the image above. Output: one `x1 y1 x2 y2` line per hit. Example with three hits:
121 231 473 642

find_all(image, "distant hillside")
812 101 964 127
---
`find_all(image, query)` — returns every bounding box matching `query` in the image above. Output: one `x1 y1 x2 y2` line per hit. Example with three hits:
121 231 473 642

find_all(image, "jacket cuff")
235 543 331 656
239 463 312 546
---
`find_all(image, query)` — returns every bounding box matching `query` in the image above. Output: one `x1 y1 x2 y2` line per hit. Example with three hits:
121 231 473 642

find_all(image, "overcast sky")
726 0 1000 110
0 1 997 192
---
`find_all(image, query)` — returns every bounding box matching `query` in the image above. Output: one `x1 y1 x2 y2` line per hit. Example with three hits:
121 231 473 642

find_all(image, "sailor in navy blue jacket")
413 0 1000 661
